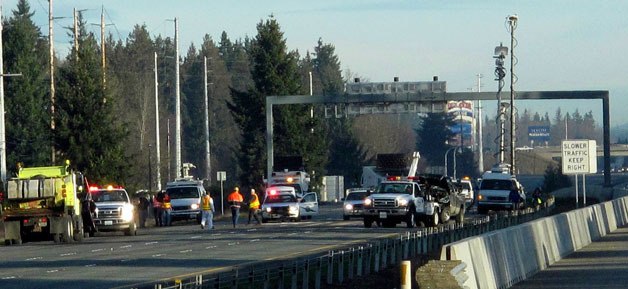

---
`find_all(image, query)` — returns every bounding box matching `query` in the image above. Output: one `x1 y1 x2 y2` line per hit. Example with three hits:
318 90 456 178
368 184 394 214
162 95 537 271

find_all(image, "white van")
476 165 525 214
166 179 205 224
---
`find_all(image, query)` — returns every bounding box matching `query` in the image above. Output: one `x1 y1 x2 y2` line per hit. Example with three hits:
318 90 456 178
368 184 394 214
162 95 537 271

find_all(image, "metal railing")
132 198 555 289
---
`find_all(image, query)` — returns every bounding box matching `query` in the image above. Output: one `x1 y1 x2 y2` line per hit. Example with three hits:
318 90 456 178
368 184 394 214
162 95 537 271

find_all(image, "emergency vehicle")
261 186 319 222
87 185 136 236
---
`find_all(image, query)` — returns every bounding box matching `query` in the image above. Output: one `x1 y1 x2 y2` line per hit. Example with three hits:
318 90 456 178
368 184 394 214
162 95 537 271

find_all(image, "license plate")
379 212 387 219
104 220 113 226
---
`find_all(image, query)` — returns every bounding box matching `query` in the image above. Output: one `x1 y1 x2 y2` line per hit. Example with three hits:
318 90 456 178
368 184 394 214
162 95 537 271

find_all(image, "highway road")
0 204 436 289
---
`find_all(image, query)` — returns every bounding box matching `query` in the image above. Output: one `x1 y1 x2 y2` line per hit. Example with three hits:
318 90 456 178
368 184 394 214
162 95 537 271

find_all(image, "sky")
3 0 628 127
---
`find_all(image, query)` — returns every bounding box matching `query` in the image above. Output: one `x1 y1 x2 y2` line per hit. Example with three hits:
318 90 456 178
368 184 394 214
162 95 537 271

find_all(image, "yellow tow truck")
2 161 87 245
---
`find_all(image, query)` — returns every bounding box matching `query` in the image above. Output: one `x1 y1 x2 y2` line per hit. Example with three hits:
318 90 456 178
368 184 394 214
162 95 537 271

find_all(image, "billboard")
528 126 550 142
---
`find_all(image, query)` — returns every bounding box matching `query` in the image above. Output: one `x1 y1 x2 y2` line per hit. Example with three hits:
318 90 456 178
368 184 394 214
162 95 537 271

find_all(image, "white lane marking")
304 231 312 234
179 250 192 253
205 245 217 249
144 241 158 245
91 248 105 253
190 236 202 239
119 245 132 249
246 228 257 232
26 257 42 261
213 233 222 236
287 232 297 236
250 239 260 242
120 259 130 262
84 264 96 267
227 242 239 246
60 252 76 257
1 276 16 280
46 270 59 273
152 254 164 257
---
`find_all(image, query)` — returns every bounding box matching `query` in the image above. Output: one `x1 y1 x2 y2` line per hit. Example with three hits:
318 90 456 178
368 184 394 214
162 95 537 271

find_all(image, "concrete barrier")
441 196 628 289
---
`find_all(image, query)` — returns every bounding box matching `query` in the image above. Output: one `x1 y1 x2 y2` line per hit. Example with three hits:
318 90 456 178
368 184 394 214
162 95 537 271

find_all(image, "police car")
261 186 319 222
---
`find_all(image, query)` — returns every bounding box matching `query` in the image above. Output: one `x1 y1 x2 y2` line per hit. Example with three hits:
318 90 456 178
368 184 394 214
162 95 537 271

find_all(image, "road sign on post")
217 171 226 215
562 140 597 207
561 140 597 174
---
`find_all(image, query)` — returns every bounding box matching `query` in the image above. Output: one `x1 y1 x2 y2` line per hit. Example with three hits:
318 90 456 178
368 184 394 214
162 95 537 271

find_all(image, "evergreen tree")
54 14 128 184
3 0 50 170
415 112 456 168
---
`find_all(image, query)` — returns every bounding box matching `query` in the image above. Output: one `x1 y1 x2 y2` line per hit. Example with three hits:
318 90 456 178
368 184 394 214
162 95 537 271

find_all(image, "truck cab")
89 186 136 236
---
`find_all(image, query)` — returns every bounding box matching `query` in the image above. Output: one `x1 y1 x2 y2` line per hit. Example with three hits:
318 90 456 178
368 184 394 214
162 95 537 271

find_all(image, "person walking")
247 188 262 225
162 190 172 226
227 186 244 228
153 191 164 227
138 194 150 228
200 191 215 230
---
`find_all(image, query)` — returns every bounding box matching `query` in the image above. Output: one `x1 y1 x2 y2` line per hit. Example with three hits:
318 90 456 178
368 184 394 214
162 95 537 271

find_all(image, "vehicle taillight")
270 190 277 195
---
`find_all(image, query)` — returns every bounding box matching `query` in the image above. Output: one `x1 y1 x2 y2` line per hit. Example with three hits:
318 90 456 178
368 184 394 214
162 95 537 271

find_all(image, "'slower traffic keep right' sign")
561 140 597 175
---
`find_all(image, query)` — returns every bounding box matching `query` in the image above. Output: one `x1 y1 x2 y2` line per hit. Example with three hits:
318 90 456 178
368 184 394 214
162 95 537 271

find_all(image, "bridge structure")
265 84 611 186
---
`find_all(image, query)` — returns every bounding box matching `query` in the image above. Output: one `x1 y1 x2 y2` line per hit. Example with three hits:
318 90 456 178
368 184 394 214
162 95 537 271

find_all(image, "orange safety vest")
227 191 243 202
201 194 212 211
163 194 172 209
249 193 260 210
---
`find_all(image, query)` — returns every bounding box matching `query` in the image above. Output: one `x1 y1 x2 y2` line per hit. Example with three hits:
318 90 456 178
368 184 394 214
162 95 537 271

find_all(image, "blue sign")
528 126 550 142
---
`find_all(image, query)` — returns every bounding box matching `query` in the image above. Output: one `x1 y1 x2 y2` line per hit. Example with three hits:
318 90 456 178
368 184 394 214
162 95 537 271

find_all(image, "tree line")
2 1 367 192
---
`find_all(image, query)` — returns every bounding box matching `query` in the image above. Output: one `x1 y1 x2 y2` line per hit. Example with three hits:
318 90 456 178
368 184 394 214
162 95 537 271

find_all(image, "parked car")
343 188 370 220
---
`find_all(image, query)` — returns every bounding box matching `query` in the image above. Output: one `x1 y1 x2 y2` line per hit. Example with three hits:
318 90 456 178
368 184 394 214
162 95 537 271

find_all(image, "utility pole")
173 17 182 178
203 56 211 184
154 52 162 191
0 6 23 185
508 15 518 173
49 0 55 163
167 118 171 182
73 8 78 59
477 74 484 173
101 5 106 99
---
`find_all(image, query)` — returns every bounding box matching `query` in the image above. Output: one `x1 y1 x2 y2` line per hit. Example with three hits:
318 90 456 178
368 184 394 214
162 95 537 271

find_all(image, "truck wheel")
363 217 373 228
124 222 137 236
440 206 451 223
262 218 268 223
4 239 11 246
406 209 416 228
455 206 465 224
428 213 439 227
343 215 350 221
14 239 22 245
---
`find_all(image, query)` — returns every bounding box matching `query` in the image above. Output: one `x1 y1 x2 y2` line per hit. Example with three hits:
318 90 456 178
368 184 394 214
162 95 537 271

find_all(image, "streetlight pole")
508 15 518 174
148 144 152 191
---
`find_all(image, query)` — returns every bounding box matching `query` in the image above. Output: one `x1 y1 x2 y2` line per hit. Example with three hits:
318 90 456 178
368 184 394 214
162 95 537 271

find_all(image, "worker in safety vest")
200 191 215 230
247 189 262 225
162 191 172 226
227 186 244 228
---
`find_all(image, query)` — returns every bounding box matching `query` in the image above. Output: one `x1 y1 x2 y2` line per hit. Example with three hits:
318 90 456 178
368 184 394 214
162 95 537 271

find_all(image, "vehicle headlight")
121 204 134 222
364 198 372 206
289 205 299 213
191 203 199 210
94 208 99 214
265 207 272 213
477 194 483 201
398 199 409 207
344 204 353 211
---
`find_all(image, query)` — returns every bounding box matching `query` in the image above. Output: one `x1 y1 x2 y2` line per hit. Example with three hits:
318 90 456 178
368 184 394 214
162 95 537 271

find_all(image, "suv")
456 178 475 205
476 167 525 214
261 186 319 222
343 188 370 220
165 179 205 224
89 186 136 236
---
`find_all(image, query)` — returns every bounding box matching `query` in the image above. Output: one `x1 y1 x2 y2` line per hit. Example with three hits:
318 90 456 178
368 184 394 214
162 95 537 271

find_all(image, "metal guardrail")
131 198 555 289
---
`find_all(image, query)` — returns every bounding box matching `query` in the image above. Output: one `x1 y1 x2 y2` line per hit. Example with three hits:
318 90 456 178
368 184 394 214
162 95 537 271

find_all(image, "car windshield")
91 190 128 203
374 183 412 194
265 194 297 204
274 183 302 195
459 182 472 190
346 191 369 200
480 179 514 190
166 187 199 199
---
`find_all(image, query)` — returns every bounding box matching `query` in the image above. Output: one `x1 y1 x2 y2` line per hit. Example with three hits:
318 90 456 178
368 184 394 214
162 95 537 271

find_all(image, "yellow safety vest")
249 193 260 210
202 195 212 211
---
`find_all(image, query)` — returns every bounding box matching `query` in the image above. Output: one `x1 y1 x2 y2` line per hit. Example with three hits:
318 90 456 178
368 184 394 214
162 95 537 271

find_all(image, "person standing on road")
162 191 172 226
200 191 215 230
138 194 150 228
153 191 164 227
227 186 244 228
247 188 262 225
